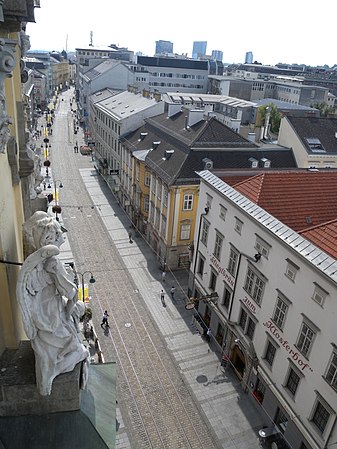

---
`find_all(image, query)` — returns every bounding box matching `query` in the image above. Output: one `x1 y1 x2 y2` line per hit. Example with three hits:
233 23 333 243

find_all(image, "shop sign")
263 319 313 373
210 256 235 289
241 296 257 314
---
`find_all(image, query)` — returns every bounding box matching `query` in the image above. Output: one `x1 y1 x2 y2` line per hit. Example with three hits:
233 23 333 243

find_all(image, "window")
244 267 265 305
144 195 149 213
163 187 168 207
234 217 243 234
312 401 330 434
197 255 205 277
285 259 298 281
157 181 162 199
161 215 166 236
239 308 247 330
180 223 191 240
200 219 210 246
209 270 217 291
264 340 277 366
222 286 231 310
206 193 213 209
312 284 327 306
325 352 337 389
297 322 315 357
246 318 256 340
273 296 288 329
238 308 256 340
183 194 193 210
275 408 288 434
219 205 227 220
255 236 270 258
213 232 223 260
227 248 239 276
285 368 301 396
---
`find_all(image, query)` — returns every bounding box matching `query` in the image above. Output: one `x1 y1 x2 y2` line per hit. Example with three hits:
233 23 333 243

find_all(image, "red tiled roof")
230 171 337 232
300 219 337 259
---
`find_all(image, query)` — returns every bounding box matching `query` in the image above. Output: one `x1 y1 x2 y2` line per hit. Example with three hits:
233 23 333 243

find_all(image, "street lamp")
185 292 218 310
74 270 96 303
48 179 63 221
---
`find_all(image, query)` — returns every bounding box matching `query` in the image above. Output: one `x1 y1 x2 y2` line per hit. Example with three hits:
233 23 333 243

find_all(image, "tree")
258 103 282 134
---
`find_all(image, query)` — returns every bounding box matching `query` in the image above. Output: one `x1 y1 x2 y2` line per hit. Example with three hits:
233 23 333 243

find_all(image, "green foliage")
258 103 282 134
311 102 336 117
80 307 92 322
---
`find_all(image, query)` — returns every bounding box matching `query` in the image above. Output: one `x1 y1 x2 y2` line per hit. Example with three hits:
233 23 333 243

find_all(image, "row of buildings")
84 68 337 449
0 2 115 447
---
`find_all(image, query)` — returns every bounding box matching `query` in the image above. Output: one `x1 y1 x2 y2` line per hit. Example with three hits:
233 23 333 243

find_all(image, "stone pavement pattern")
45 88 266 449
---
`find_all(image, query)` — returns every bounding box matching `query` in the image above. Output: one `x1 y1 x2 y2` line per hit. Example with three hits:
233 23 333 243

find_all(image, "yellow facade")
0 8 38 353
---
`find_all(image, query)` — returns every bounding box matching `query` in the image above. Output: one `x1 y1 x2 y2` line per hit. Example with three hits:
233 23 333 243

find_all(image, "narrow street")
44 88 265 449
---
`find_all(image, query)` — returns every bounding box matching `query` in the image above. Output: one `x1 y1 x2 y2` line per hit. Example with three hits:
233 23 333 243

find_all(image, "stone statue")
17 212 90 396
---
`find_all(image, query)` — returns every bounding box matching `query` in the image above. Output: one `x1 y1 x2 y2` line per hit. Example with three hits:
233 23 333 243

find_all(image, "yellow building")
0 1 41 354
120 107 258 269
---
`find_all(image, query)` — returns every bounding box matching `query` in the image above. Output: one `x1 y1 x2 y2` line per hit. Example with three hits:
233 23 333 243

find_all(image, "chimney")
142 89 150 98
167 102 182 118
154 92 161 102
247 132 256 143
139 132 148 141
187 109 205 127
163 149 174 160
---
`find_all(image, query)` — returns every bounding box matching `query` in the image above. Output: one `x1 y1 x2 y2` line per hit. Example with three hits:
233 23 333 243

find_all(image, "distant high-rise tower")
155 40 174 55
192 41 207 59
245 51 253 64
211 50 223 62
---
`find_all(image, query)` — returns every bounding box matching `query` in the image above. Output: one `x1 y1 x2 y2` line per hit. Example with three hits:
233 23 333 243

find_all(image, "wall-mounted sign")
210 256 235 289
263 319 313 373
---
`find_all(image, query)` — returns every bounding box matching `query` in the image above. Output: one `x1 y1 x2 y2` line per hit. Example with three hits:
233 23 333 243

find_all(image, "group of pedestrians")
160 269 177 307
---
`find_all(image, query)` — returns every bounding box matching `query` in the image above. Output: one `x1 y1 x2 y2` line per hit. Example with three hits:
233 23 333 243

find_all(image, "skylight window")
305 137 326 153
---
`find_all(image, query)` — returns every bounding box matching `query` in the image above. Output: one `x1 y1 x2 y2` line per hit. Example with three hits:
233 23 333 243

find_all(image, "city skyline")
27 0 336 67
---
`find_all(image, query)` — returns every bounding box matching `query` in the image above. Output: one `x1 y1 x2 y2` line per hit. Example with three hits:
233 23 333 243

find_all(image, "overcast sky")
27 0 335 67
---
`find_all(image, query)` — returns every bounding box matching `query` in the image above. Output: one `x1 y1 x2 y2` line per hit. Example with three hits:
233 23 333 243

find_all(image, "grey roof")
90 88 122 105
163 92 256 108
121 112 296 186
255 98 318 111
96 91 162 121
84 60 122 81
286 116 337 154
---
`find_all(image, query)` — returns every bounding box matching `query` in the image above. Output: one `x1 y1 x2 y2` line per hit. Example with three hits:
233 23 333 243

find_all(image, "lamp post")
74 271 96 303
48 179 63 221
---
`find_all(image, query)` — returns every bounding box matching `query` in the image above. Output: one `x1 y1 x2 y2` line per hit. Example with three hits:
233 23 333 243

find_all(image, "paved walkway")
78 167 266 449
43 87 267 449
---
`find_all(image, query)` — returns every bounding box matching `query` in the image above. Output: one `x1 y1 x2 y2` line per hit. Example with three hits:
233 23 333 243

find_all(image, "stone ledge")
0 341 82 417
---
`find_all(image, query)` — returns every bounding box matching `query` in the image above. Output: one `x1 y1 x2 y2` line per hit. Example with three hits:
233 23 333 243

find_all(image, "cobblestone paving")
47 90 222 449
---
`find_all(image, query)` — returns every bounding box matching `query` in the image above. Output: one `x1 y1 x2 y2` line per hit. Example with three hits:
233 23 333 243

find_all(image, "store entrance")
232 345 245 379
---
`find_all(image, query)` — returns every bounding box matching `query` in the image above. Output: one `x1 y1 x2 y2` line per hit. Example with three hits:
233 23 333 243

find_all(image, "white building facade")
189 170 337 449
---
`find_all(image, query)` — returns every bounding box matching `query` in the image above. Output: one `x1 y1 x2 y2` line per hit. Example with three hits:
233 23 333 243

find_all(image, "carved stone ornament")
0 38 16 153
6 136 20 185
18 212 90 396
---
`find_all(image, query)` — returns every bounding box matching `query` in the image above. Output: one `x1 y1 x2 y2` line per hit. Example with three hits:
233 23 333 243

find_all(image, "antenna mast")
89 31 93 47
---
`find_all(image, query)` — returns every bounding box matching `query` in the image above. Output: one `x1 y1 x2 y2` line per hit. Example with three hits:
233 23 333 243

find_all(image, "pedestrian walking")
206 328 212 342
101 310 109 328
170 286 176 301
128 230 133 243
160 289 166 307
161 271 166 282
